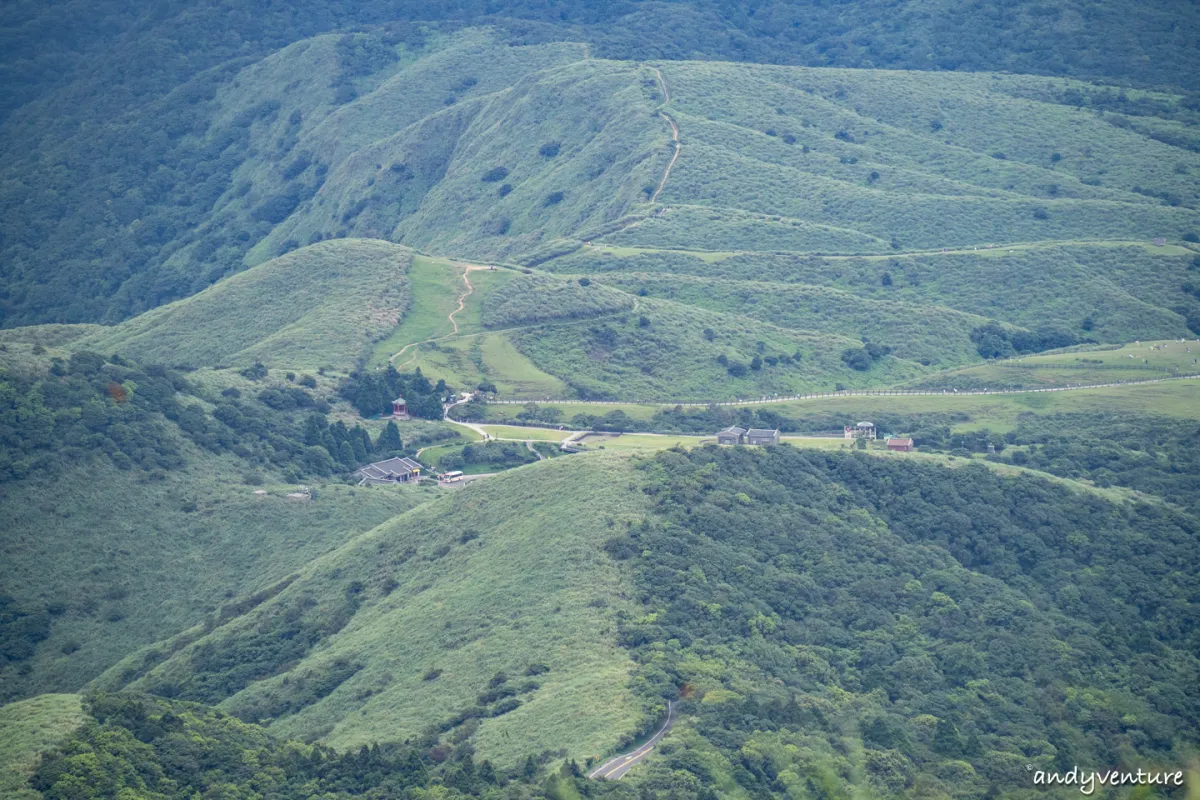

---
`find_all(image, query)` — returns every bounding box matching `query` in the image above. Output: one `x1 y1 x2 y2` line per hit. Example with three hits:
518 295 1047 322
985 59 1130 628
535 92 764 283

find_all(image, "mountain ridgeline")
2 3 1200 799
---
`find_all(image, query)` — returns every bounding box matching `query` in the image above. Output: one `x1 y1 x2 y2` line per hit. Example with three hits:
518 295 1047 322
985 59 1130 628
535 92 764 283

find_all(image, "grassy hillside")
505 298 926 401
0 694 85 800
95 454 649 765
597 273 999 367
7 35 1200 391
4 16 1200 330
901 339 1200 390
556 243 1200 345
0 445 431 702
81 239 414 369
640 63 1200 247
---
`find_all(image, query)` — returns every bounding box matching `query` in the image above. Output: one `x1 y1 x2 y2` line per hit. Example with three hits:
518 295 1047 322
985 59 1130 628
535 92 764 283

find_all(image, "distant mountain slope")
597 273 999 367
556 243 1200 345
93 454 647 765
253 57 665 264
81 239 412 369
7 21 1200 330
619 62 1200 253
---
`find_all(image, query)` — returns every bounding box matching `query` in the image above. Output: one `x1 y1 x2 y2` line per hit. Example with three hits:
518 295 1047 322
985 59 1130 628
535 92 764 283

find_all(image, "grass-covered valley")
3 4 1200 799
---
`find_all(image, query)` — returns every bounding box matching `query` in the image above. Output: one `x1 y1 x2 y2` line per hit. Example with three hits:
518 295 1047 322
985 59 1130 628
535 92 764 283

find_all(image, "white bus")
440 470 465 483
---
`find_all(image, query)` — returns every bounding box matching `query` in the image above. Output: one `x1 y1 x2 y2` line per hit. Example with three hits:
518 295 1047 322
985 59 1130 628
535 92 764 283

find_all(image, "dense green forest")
606 446 1200 798
0 352 448 483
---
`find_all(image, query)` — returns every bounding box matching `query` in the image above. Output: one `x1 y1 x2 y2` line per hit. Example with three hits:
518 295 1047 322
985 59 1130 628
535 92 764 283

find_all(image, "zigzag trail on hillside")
390 264 488 370
649 67 680 205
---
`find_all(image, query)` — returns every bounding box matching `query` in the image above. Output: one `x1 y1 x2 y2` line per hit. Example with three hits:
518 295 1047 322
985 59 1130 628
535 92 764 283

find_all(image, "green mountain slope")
71 441 1200 796
94 454 648 765
0 448 429 703
8 22 1200 333
254 57 666 264
555 243 1200 345
603 445 1200 797
597 273 1000 367
0 694 85 800
81 239 413 369
504 298 926 401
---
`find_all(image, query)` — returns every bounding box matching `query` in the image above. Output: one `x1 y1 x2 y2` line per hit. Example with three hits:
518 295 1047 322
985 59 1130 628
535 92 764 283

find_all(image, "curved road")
588 701 675 781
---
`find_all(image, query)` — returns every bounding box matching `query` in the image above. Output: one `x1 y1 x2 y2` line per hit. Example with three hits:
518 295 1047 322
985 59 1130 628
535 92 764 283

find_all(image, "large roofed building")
355 456 423 485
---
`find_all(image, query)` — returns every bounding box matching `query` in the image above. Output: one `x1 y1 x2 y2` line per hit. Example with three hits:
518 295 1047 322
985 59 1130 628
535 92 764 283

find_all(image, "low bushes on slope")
97 454 649 766
481 274 634 328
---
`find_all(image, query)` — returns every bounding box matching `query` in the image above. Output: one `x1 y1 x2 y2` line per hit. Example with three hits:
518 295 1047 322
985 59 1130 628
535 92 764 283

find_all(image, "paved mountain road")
588 701 675 781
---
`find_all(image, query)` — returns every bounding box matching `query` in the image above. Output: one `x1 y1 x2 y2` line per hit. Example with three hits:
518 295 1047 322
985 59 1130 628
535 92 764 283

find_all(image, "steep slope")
503 297 926 401
93 454 649 765
81 239 413 369
637 63 1200 246
255 57 666 263
556 243 1200 345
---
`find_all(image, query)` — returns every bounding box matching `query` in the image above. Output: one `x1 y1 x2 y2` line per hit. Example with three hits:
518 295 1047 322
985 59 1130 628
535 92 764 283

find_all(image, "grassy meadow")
472 378 1200 434
901 339 1200 389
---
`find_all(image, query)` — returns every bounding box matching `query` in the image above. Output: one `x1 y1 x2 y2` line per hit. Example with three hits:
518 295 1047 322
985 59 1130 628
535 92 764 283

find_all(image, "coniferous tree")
375 421 403 454
338 441 357 470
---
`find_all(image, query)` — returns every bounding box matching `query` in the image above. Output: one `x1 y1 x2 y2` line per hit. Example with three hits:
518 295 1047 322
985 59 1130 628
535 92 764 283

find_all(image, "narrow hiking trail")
390 263 488 370
650 67 680 205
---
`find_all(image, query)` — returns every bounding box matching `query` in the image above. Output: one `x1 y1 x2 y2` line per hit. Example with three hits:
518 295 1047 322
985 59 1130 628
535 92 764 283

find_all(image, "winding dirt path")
390 264 488 370
649 67 680 205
